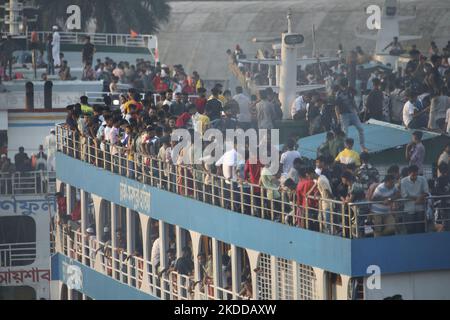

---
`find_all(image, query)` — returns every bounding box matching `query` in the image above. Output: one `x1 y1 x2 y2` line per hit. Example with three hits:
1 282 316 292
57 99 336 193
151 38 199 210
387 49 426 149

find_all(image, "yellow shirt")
123 99 137 114
208 95 226 103
335 148 361 166
193 113 210 135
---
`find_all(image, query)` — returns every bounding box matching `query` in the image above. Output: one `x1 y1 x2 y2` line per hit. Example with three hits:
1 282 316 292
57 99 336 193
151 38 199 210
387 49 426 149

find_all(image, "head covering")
1 154 6 158
50 129 55 133
103 226 110 233
86 227 95 234
52 26 58 31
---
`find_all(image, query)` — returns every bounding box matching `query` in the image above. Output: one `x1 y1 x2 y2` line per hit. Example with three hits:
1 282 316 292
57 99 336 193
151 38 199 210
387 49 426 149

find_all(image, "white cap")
50 129 55 133
52 26 58 30
86 227 95 234
161 64 167 68
1 154 6 158
103 226 110 233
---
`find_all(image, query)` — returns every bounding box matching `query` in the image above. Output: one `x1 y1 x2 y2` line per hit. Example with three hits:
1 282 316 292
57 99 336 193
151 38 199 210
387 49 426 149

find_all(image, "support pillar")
231 245 242 299
313 267 327 300
212 238 221 299
80 190 88 265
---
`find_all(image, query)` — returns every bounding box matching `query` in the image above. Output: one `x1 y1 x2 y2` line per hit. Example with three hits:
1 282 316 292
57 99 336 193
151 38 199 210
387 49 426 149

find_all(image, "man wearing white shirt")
280 139 301 175
291 93 311 120
216 142 238 182
446 107 450 134
44 129 57 171
316 173 333 234
233 86 252 129
52 26 61 68
216 141 240 210
402 91 418 128
151 237 161 272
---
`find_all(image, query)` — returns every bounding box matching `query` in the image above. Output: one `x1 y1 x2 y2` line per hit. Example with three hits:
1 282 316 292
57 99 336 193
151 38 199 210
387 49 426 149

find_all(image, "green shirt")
81 104 94 115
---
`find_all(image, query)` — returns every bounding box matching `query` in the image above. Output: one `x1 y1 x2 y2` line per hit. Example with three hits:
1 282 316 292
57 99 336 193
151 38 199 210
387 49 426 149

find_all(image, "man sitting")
335 138 361 167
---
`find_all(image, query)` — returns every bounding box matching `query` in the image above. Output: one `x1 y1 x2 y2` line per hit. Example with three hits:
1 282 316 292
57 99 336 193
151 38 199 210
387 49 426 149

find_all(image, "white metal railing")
57 227 244 300
0 31 158 50
84 91 200 107
55 124 450 239
0 242 37 267
0 171 56 195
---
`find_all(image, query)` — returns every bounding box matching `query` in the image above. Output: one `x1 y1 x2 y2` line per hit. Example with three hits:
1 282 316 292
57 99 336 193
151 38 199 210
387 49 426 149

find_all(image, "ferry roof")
297 119 442 160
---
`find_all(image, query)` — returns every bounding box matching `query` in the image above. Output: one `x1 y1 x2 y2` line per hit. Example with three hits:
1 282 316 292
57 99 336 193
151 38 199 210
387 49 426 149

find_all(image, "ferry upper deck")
51 125 450 300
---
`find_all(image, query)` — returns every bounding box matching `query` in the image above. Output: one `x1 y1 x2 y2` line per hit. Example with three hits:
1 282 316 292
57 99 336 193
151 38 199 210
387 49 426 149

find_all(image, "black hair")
412 131 423 141
408 165 419 174
438 162 449 175
80 96 88 104
360 152 370 163
341 171 354 181
345 138 354 147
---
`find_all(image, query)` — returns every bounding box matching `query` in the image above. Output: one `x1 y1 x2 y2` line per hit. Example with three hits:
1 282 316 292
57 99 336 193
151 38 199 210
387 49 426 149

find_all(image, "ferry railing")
0 171 56 195
55 125 450 239
20 31 157 50
0 242 37 267
84 91 200 107
348 195 450 237
57 226 248 300
198 283 248 300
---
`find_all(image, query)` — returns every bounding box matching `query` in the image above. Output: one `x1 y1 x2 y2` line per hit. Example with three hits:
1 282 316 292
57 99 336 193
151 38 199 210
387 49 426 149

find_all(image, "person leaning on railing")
400 165 430 234
370 175 401 237
432 162 450 232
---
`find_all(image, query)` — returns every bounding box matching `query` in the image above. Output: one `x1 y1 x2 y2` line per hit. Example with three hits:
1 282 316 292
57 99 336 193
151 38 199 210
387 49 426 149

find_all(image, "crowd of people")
59 68 450 237
231 39 450 137
0 131 56 176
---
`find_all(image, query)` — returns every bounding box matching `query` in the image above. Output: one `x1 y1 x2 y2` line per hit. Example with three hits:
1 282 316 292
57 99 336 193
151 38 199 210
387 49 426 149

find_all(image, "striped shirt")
371 183 398 214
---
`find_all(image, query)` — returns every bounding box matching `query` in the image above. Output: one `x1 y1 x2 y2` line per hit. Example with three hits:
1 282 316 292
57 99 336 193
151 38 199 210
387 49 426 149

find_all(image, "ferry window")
0 216 36 244
0 286 36 300
0 216 36 266
0 131 7 153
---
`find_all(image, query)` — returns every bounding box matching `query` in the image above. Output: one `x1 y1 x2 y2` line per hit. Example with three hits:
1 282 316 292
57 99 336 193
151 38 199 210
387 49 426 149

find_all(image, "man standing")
2 35 15 80
14 147 30 173
46 34 55 75
82 36 95 68
233 86 251 129
402 90 419 129
400 165 429 234
364 78 384 121
406 131 426 175
280 139 301 175
52 26 61 68
371 175 400 237
291 93 312 120
256 90 275 130
205 87 223 122
44 129 57 171
335 78 367 152
335 138 361 167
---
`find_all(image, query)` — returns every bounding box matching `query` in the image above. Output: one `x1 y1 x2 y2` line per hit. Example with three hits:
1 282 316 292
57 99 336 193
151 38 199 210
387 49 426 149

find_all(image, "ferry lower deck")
50 125 450 300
